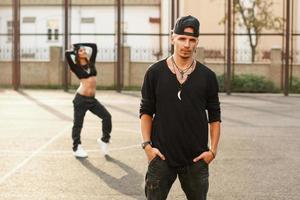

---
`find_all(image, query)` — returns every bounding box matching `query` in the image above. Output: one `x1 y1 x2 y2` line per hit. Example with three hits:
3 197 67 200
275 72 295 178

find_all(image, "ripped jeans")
145 157 209 200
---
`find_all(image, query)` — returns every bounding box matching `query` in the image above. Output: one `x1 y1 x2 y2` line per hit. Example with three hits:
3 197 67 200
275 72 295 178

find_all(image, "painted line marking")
0 125 71 185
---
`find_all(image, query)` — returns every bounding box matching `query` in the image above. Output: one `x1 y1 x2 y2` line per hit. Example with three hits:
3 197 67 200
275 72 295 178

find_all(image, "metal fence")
0 0 299 95
0 47 171 62
4 46 300 63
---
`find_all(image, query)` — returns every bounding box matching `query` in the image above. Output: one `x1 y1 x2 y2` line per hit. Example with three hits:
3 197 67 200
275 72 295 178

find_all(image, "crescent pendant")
177 90 182 100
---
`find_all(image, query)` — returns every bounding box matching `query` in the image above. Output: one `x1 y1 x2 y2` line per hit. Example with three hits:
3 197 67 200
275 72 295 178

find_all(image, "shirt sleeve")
65 50 75 67
139 68 156 118
206 72 221 123
65 50 89 79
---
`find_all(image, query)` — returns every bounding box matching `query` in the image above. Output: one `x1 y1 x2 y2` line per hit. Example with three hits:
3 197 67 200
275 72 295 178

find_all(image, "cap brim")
182 32 198 37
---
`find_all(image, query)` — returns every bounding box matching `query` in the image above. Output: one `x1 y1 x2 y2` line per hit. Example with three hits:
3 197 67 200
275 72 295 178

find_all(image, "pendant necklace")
84 68 91 74
171 56 194 101
81 63 90 74
171 56 194 79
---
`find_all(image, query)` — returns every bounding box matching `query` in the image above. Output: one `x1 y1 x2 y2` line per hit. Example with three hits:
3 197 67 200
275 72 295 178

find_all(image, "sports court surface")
0 89 299 200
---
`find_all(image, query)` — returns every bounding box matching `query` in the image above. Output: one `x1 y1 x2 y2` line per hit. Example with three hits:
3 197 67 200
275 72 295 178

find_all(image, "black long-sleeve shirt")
65 43 97 79
140 58 221 168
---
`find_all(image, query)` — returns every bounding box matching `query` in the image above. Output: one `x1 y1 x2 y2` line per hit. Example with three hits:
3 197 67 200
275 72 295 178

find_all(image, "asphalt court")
0 89 299 200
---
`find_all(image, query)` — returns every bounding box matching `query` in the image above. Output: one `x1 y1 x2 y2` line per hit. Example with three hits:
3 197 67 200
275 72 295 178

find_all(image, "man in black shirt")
140 15 221 200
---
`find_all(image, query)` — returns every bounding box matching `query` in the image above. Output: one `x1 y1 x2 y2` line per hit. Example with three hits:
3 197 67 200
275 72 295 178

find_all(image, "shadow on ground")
78 155 144 200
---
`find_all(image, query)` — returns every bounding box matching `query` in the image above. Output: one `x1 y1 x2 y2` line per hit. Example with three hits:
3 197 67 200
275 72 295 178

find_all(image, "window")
7 21 13 43
81 17 95 24
47 29 52 40
23 17 36 23
54 29 59 40
47 20 59 41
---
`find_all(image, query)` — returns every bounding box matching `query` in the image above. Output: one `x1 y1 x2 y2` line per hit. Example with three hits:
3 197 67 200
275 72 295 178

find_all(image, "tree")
223 0 284 62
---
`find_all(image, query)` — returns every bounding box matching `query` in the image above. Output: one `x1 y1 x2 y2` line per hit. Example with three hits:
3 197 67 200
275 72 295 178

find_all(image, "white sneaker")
73 145 88 158
97 138 109 155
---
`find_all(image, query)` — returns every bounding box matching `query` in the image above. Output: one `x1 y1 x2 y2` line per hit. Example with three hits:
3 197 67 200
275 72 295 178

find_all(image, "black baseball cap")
173 15 200 37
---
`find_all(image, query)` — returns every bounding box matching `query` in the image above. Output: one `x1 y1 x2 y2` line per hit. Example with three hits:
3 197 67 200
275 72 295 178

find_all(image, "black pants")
72 93 112 151
145 157 209 200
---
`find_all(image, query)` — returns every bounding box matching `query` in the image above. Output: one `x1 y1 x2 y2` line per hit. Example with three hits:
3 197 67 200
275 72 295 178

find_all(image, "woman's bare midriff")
77 76 97 97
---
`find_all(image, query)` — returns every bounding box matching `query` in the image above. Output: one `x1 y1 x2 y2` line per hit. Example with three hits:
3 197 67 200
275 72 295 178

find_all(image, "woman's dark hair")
74 47 90 68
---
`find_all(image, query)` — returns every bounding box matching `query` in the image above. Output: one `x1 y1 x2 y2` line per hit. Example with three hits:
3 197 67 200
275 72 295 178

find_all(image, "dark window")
47 29 52 40
54 29 59 40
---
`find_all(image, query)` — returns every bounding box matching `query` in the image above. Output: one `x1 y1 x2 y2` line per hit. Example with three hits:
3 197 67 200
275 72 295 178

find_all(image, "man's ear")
170 34 175 45
195 38 199 47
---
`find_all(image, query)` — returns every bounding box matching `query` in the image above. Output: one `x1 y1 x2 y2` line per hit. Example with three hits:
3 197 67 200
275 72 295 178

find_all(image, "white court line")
0 125 71 185
0 144 140 155
93 144 140 151
0 128 141 155
65 127 139 133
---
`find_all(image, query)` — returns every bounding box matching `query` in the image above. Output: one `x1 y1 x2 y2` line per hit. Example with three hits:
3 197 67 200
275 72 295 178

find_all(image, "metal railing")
130 48 170 62
3 46 300 64
0 46 49 61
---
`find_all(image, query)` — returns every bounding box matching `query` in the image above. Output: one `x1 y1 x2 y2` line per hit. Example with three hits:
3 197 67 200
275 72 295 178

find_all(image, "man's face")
172 27 199 59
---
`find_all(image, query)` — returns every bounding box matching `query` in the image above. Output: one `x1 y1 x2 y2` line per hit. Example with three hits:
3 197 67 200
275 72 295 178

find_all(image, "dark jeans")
145 157 209 200
72 93 112 151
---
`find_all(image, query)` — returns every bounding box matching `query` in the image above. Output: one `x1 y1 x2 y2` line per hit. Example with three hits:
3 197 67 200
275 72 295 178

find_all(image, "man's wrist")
141 141 152 149
144 145 153 154
209 149 216 159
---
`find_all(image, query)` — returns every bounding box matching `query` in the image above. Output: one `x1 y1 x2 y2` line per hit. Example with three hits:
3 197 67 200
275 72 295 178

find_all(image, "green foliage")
290 77 300 93
234 0 283 31
219 0 284 62
217 73 225 91
217 74 278 93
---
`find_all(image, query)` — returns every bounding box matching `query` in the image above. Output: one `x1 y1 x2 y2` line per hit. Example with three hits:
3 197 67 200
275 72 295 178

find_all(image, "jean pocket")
201 159 209 165
148 156 160 166
196 159 209 169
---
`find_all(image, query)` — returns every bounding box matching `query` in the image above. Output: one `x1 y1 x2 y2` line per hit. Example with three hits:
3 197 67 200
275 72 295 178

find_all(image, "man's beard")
178 48 194 59
179 52 192 60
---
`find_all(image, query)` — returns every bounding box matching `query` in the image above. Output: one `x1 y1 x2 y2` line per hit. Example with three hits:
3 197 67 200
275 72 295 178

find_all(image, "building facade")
182 0 300 63
0 0 171 61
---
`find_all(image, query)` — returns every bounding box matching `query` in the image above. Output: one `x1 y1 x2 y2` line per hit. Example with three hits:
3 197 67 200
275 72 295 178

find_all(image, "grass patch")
217 74 279 93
